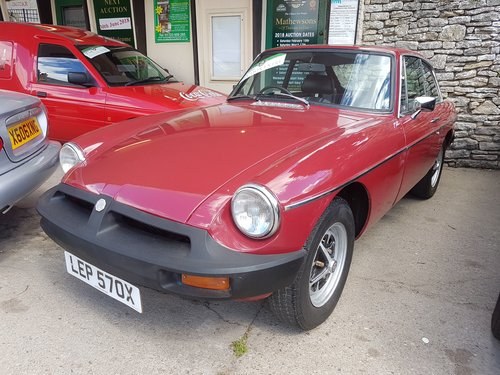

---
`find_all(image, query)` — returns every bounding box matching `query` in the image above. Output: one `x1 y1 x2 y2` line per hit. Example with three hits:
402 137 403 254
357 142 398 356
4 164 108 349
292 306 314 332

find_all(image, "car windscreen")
231 50 393 112
78 45 172 86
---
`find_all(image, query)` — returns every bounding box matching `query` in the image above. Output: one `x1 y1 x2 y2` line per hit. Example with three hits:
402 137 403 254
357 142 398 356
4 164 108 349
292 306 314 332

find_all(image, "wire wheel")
309 223 348 308
269 197 354 330
431 147 443 188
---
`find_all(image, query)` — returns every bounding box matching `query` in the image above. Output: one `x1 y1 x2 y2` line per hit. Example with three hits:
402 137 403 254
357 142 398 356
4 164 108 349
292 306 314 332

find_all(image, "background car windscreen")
78 46 170 86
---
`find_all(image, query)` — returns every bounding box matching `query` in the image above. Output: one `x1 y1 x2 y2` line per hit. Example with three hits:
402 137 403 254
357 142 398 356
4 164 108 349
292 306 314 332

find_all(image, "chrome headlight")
60 142 85 173
231 184 280 239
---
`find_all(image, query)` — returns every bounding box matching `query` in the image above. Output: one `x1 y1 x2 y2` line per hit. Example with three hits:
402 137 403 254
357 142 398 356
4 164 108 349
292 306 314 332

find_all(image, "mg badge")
95 198 106 212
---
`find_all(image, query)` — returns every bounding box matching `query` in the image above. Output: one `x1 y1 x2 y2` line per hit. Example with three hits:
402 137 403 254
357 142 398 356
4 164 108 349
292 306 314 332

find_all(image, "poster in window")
266 0 320 48
328 0 360 45
93 0 135 47
154 0 190 43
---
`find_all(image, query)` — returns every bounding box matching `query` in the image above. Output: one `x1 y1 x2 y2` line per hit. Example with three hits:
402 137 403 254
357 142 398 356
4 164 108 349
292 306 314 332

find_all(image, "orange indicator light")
181 274 230 291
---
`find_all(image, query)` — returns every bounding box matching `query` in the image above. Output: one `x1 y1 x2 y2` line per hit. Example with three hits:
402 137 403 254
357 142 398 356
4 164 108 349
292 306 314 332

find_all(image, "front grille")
53 191 93 222
111 212 190 245
65 193 94 214
47 187 192 256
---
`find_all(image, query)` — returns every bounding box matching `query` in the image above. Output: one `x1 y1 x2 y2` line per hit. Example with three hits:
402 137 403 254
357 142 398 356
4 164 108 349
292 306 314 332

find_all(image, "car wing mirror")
416 96 436 111
67 72 95 87
411 96 436 119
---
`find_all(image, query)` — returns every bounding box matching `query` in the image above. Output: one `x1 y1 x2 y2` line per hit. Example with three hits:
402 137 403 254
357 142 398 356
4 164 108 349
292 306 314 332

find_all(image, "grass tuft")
231 332 249 358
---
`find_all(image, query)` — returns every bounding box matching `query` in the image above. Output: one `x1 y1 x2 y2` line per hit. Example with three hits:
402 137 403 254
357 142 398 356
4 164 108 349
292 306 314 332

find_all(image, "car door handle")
36 91 47 98
430 117 440 123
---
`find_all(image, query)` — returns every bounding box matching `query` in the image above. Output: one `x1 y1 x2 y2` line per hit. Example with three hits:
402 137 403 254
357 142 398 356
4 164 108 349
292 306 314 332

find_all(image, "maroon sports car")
37 45 456 330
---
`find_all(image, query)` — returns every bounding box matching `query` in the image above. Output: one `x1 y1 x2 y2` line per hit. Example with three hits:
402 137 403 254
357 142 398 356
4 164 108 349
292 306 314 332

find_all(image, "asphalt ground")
0 167 499 375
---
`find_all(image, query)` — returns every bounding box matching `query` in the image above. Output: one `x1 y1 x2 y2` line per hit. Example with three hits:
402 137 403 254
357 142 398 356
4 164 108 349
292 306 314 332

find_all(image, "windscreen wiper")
125 75 173 86
226 94 259 102
259 92 310 108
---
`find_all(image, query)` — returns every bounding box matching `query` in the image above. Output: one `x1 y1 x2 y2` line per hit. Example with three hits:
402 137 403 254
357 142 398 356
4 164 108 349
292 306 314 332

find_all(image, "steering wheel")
259 86 292 95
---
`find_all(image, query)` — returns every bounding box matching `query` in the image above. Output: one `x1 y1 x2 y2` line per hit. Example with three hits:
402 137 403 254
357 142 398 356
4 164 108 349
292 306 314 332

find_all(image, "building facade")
1 0 498 168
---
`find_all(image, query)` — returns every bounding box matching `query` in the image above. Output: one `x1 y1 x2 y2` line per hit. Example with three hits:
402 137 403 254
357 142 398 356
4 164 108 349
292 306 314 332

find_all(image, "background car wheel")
492 292 500 340
411 144 445 199
269 197 355 330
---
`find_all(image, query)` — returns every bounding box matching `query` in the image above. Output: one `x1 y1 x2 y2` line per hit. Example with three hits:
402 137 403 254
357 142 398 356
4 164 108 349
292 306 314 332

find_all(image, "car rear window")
0 42 13 80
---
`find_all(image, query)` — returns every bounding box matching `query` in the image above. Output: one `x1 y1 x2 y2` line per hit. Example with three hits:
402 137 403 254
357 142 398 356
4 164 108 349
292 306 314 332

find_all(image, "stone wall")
360 0 500 169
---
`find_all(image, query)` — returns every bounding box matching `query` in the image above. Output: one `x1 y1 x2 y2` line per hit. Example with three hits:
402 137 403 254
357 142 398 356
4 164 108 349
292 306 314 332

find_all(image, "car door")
394 55 444 201
29 43 106 142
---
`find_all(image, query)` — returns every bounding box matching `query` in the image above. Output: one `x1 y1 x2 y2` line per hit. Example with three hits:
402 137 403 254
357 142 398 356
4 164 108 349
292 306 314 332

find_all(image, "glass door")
211 15 243 81
196 0 252 94
55 0 90 30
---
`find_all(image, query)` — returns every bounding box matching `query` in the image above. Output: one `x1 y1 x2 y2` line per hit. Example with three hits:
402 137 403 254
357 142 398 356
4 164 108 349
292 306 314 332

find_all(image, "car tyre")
492 292 500 340
411 145 445 199
269 197 355 330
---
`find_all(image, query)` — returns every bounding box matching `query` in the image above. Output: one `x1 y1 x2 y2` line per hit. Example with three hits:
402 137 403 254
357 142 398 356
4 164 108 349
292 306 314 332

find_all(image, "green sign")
266 0 325 48
93 0 135 47
154 0 190 43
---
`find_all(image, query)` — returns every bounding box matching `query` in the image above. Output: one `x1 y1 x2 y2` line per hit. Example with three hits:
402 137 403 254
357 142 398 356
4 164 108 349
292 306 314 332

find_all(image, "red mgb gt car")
37 46 456 330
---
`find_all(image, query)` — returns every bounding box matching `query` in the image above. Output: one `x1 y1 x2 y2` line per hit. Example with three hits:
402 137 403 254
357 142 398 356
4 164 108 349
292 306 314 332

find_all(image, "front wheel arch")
337 182 369 238
269 197 355 330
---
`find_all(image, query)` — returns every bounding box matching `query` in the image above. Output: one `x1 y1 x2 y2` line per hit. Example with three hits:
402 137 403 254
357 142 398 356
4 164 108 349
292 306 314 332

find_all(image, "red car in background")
0 22 225 142
37 45 456 330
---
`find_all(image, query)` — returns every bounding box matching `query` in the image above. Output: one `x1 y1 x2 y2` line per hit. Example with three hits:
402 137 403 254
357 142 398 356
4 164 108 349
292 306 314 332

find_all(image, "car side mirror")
411 96 436 119
68 72 94 87
416 96 436 111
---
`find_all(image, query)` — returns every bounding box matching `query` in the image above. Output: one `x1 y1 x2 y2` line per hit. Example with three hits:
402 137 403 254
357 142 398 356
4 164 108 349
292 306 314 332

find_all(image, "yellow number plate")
8 117 42 150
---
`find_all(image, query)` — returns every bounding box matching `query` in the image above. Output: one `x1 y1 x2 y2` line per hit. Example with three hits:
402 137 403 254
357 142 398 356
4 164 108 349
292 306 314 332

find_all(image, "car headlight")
231 184 280 239
60 142 85 173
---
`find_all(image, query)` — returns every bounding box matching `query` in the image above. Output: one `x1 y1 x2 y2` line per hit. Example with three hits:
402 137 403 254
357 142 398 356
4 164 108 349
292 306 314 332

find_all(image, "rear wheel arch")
444 129 454 150
336 182 369 238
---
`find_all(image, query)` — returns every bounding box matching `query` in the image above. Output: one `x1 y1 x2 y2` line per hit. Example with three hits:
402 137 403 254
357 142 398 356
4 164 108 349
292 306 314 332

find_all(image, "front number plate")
64 251 142 313
8 117 42 150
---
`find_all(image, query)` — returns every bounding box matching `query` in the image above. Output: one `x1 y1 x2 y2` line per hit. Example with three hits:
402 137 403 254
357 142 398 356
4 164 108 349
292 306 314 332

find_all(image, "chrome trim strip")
6 107 42 126
284 123 449 211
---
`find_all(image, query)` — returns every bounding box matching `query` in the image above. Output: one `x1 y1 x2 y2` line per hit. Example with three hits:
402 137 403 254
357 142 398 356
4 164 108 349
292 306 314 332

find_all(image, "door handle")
430 117 440 123
36 91 47 98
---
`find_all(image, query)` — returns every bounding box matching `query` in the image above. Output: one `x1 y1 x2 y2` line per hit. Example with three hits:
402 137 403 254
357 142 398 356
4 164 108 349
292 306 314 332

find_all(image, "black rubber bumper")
37 184 305 299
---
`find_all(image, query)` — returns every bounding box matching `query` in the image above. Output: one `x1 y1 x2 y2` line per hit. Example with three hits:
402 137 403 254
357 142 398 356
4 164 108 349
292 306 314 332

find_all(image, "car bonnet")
105 82 227 111
64 104 363 224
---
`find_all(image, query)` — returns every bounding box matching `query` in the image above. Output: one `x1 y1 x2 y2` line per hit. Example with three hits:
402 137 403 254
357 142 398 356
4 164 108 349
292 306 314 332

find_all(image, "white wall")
195 0 252 93
144 0 195 84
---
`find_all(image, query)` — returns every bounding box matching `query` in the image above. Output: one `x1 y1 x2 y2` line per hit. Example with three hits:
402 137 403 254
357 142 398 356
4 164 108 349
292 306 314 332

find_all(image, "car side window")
0 41 13 79
400 56 442 115
402 56 425 114
37 44 90 87
421 61 441 101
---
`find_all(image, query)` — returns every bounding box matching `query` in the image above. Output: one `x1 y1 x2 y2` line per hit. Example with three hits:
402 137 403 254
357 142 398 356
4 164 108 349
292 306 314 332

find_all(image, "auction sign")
266 0 321 48
93 0 135 47
154 0 190 43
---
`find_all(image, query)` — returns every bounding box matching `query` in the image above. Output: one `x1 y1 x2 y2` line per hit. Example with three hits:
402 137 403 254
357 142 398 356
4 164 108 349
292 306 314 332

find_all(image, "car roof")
0 22 126 47
264 44 422 58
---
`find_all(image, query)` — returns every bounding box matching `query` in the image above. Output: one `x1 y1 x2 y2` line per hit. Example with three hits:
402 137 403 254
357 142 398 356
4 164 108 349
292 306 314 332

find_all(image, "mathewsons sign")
266 0 322 48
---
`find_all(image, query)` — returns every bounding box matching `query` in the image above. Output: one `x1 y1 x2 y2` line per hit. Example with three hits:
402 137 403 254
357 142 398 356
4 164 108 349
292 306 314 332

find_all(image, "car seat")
301 73 336 104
